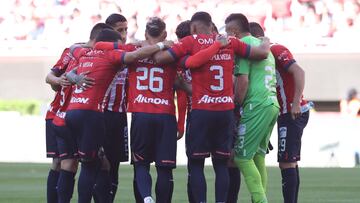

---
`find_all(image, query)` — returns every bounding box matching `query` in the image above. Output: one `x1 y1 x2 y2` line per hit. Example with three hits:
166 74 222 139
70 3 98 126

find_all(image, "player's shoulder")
270 43 291 54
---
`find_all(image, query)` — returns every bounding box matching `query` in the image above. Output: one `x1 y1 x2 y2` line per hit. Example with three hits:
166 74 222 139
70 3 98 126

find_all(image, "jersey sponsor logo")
197 95 233 104
81 62 93 68
70 97 89 104
134 94 169 105
211 53 231 61
197 38 214 45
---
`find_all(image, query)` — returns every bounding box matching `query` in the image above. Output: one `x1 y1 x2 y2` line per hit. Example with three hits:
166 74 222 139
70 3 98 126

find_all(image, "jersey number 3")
136 67 163 92
210 65 224 91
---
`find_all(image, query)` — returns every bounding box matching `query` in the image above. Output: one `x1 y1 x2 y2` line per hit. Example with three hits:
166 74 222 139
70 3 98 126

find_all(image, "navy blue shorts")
104 110 129 162
65 110 105 160
277 111 309 162
53 124 78 160
130 112 177 168
45 119 59 158
186 109 234 159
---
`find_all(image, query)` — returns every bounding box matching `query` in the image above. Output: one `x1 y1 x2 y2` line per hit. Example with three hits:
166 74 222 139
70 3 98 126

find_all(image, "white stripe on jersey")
107 80 117 111
118 83 126 112
276 69 288 114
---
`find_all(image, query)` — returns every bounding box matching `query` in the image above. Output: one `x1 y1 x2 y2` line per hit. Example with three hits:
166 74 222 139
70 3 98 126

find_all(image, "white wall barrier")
0 111 359 167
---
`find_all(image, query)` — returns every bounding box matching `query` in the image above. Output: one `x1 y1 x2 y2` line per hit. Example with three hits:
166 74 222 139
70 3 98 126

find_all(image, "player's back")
127 56 176 115
237 35 278 110
183 34 236 111
68 48 123 112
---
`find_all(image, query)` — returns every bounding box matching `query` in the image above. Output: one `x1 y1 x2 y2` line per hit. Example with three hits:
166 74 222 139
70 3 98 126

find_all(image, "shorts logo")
134 94 169 105
198 95 233 104
279 127 287 152
238 124 246 135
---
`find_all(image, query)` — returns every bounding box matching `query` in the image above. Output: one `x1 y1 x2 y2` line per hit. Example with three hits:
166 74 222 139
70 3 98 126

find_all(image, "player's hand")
216 34 229 47
162 40 174 49
177 131 184 140
77 71 95 90
59 74 72 87
291 103 301 120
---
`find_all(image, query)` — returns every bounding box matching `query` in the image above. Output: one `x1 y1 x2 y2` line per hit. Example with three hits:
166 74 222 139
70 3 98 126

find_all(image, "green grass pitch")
0 163 359 202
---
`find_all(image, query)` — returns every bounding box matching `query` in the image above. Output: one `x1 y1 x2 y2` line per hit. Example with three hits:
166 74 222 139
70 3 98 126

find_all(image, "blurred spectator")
340 88 360 117
0 0 360 50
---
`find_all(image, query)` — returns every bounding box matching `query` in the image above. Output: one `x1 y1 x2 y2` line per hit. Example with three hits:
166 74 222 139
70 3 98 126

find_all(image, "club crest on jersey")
198 95 233 104
134 94 169 105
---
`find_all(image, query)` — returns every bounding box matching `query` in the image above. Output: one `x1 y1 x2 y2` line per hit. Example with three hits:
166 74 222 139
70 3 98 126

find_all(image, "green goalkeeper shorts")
234 104 279 159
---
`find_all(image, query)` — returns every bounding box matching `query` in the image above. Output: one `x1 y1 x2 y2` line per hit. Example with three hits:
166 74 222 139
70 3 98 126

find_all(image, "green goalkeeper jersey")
234 35 279 111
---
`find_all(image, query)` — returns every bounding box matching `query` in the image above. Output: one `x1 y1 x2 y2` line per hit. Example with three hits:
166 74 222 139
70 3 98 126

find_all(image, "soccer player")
65 28 166 203
225 14 280 203
48 23 111 203
102 13 130 202
45 47 72 203
153 11 270 203
249 22 310 203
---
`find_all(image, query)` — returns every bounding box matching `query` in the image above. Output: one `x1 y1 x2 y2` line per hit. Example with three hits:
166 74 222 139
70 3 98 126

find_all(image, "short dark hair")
190 11 212 26
225 13 250 33
95 28 122 43
89 23 113 40
105 13 127 27
249 22 265 37
146 17 166 38
175 20 191 39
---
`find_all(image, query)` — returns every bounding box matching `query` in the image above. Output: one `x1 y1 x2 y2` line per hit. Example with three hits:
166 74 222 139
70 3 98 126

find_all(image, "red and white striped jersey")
104 68 128 113
271 43 307 114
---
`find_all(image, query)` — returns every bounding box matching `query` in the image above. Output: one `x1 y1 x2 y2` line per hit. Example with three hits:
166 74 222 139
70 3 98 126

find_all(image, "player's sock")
294 165 300 203
94 170 111 203
187 162 196 203
281 167 297 203
235 158 267 203
254 154 267 193
155 166 173 203
212 158 230 202
47 169 59 203
168 171 174 203
188 158 206 202
78 162 97 203
57 169 75 203
109 161 120 202
133 166 143 203
135 164 152 199
227 167 241 203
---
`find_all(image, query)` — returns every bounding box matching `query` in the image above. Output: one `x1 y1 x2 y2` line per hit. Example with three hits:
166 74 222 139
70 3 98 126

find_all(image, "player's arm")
122 42 165 64
288 62 305 119
231 37 270 60
66 68 95 90
184 35 229 68
176 89 187 140
154 36 193 64
234 57 250 105
235 74 248 105
46 71 71 91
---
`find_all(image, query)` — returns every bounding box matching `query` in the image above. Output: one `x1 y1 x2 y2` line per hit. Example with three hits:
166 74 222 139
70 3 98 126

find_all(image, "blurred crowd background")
1 0 360 54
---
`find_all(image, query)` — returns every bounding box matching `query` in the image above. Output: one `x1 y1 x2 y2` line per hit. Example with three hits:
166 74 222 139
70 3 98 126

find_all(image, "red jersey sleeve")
94 42 137 51
176 89 187 134
270 44 296 71
51 48 71 76
106 49 127 65
229 37 250 58
167 35 194 60
185 41 222 68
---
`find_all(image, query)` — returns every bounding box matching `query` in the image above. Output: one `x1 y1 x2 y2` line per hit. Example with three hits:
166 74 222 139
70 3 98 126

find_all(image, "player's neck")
146 38 161 45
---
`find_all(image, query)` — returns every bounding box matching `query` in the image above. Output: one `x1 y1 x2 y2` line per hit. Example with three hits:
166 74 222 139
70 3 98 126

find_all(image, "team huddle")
45 11 309 203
